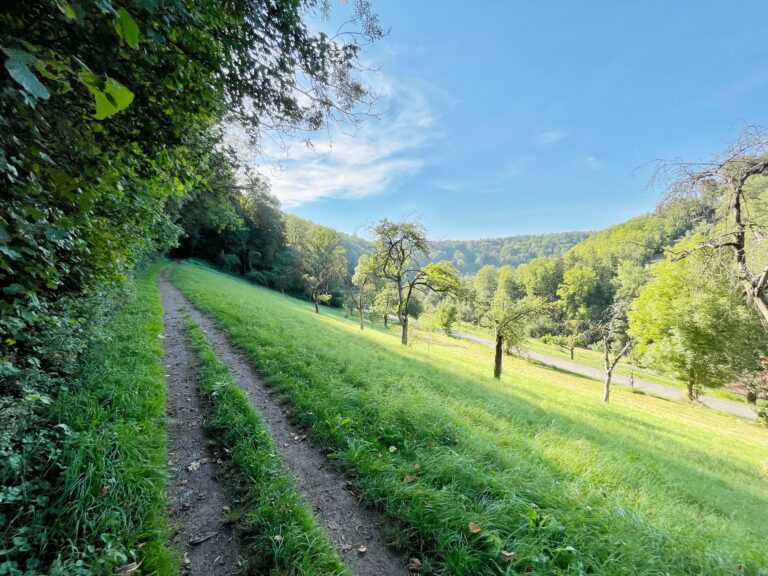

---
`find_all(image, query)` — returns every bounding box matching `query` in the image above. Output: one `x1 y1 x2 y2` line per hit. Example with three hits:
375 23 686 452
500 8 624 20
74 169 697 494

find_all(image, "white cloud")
533 130 566 146
584 155 602 170
233 77 440 208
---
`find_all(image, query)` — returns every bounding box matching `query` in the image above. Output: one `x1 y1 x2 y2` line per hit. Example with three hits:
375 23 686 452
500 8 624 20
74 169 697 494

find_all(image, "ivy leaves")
1 44 136 119
2 3 140 118
2 48 51 101
114 8 140 49
79 68 134 119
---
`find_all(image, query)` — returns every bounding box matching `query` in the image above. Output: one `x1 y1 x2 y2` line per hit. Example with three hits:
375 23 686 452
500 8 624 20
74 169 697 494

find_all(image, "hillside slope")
172 261 768 575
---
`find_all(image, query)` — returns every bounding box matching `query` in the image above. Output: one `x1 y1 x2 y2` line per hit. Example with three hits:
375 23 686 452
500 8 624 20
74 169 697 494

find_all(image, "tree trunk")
603 371 612 403
686 381 694 401
569 346 574 360
383 313 388 328
494 333 503 379
358 299 364 330
602 343 611 403
314 297 319 314
401 316 409 345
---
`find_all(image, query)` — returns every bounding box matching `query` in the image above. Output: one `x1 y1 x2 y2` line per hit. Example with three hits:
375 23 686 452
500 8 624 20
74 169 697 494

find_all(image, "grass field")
172 262 768 575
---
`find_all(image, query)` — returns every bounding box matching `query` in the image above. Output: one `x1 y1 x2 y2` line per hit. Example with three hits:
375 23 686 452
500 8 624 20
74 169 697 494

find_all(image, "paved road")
451 330 758 421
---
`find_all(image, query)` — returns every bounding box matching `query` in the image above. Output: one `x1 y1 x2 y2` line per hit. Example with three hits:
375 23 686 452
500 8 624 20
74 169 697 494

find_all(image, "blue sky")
259 1 768 240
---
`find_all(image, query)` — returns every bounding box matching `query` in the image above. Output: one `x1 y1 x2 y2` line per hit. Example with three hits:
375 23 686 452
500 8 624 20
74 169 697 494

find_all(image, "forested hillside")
288 214 591 275
429 231 592 274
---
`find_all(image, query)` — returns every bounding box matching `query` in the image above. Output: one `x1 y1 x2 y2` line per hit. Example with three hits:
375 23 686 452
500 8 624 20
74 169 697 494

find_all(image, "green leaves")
79 69 134 119
115 8 140 49
2 48 50 101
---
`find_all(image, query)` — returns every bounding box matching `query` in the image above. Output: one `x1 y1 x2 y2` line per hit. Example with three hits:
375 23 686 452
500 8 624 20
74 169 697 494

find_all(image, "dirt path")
158 276 408 576
159 279 241 574
451 330 758 421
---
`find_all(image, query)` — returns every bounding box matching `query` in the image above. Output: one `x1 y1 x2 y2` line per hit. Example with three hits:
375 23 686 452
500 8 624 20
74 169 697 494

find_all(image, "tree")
473 264 499 308
297 226 346 313
351 254 377 330
629 239 768 399
476 266 543 379
516 256 563 301
557 265 601 359
1 0 383 376
595 260 649 402
435 299 459 336
599 303 633 403
655 127 768 326
372 284 398 328
369 220 464 345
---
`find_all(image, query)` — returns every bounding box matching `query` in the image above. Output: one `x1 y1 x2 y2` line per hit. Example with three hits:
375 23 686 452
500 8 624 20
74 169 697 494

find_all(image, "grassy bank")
183 317 349 575
0 265 175 575
172 262 768 576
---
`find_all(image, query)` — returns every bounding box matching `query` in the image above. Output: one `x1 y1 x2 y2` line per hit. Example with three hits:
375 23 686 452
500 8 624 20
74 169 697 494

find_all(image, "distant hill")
427 232 592 274
290 210 695 276
334 227 591 275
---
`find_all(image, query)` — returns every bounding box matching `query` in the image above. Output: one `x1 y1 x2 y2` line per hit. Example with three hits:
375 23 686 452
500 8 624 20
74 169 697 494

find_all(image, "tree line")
172 159 768 409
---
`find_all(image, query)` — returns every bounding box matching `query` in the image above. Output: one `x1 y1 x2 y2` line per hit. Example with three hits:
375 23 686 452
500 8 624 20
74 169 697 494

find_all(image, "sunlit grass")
172 262 768 575
454 320 747 402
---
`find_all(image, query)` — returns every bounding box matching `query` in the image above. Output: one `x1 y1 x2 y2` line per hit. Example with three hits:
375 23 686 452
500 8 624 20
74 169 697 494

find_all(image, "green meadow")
172 262 768 576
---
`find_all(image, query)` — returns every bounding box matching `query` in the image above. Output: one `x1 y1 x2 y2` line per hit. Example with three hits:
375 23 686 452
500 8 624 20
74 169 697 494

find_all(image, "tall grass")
184 317 349 575
0 265 176 575
173 262 768 575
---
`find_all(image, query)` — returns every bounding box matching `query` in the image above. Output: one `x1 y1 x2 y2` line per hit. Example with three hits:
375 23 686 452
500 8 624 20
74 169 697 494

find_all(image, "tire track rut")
158 274 408 576
160 276 241 575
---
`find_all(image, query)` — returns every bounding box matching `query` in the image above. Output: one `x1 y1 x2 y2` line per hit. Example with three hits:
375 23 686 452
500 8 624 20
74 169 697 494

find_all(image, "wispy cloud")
533 130 566 146
234 77 440 208
583 155 601 170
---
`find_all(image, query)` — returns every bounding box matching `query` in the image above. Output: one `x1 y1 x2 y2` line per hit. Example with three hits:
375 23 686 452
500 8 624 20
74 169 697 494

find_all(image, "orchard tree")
298 225 346 313
372 284 398 328
557 265 600 359
477 266 543 379
435 299 459 335
655 127 768 326
351 254 378 330
369 220 464 344
629 238 768 400
599 303 633 403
